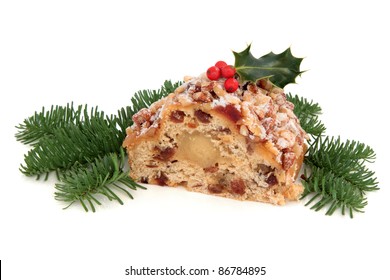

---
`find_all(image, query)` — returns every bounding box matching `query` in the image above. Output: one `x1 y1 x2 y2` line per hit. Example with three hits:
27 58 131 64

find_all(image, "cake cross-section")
123 74 307 205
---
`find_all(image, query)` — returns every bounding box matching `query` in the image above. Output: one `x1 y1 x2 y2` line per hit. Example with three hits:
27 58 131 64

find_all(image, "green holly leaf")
233 44 304 88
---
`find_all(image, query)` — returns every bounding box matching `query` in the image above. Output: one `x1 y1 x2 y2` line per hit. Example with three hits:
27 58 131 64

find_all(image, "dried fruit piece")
153 147 176 161
214 104 242 123
203 165 219 173
230 179 246 195
194 110 212 123
155 172 169 186
140 177 148 183
208 184 224 194
266 174 278 186
170 110 185 123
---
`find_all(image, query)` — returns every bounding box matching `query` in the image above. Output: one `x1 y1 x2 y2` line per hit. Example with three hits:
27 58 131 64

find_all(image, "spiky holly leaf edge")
233 44 305 88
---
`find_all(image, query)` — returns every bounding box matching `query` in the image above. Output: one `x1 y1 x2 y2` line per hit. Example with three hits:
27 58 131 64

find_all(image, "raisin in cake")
123 74 307 205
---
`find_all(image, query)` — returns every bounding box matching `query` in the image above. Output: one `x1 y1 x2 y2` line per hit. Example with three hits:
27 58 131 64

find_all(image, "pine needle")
286 93 326 137
15 103 86 145
288 93 378 218
15 80 182 211
19 114 123 178
130 80 183 113
305 136 378 194
301 166 368 218
55 148 145 212
286 93 322 117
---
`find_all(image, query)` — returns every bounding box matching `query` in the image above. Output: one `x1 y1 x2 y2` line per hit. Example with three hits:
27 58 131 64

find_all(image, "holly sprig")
234 44 304 88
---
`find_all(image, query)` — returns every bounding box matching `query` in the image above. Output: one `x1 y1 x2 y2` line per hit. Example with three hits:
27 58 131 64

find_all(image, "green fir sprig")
305 136 378 194
15 103 88 145
16 80 180 211
301 166 368 217
55 148 145 212
20 113 122 178
286 93 326 137
287 95 378 218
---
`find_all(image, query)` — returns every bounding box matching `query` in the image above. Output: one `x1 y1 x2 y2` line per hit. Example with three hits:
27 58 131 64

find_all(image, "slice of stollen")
123 74 307 205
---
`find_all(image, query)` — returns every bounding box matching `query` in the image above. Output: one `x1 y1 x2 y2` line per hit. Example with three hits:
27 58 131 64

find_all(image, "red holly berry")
207 66 221 80
221 65 236 78
224 78 239 93
215 61 228 69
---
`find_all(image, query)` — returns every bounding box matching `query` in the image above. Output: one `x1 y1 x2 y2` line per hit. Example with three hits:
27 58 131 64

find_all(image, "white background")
1 0 389 279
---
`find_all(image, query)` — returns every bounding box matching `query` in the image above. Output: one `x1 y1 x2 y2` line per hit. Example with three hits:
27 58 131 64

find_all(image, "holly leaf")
233 44 304 88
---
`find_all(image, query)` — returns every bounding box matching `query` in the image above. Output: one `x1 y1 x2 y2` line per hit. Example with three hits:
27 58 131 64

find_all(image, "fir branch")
15 103 85 145
115 106 135 136
298 114 326 137
16 80 183 211
286 93 322 117
286 93 326 137
20 115 123 178
286 95 378 217
17 80 183 180
161 80 183 96
305 136 378 194
302 136 378 218
55 148 145 212
301 166 367 218
130 80 183 113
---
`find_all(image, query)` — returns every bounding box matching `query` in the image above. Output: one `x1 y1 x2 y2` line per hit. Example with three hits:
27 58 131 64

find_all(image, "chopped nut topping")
261 117 275 134
213 84 227 97
239 125 249 136
132 108 151 127
247 83 258 94
282 152 296 170
193 91 212 103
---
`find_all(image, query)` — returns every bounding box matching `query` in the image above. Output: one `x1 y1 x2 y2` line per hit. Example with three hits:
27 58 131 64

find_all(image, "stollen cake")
123 74 308 205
